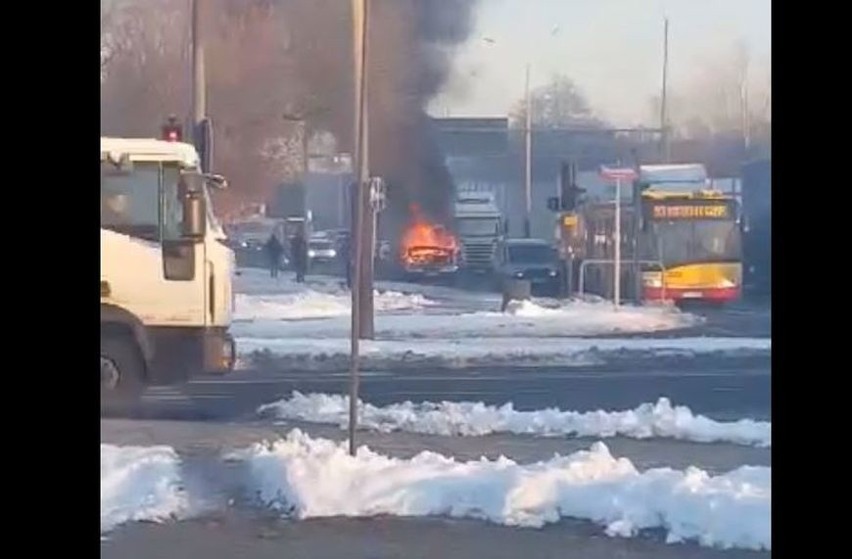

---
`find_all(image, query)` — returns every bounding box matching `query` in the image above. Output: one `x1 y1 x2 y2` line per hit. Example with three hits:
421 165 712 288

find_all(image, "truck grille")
463 243 494 266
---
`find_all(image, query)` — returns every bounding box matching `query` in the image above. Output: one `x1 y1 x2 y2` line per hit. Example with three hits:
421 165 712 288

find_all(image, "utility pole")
659 17 670 163
614 163 622 311
524 63 532 238
358 0 375 342
349 0 371 457
191 0 206 147
740 57 751 156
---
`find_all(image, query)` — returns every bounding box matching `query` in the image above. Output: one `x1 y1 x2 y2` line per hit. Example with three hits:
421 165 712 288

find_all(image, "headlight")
643 274 663 288
240 241 248 248
548 270 557 277
329 249 337 257
308 250 316 257
515 271 524 278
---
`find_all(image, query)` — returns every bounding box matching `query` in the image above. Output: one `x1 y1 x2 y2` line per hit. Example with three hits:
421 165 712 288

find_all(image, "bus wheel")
101 336 146 414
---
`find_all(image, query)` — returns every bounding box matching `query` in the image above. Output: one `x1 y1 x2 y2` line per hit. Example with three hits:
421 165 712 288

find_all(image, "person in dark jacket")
290 231 308 283
264 234 284 278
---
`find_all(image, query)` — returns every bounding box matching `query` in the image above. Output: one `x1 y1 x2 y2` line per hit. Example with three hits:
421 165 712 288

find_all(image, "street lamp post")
524 63 532 238
349 0 371 457
600 165 638 310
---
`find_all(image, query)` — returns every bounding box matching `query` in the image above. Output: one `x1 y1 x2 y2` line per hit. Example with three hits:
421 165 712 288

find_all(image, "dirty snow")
234 298 702 339
100 444 188 533
229 430 771 550
239 335 771 370
233 269 432 321
235 289 431 321
258 393 771 447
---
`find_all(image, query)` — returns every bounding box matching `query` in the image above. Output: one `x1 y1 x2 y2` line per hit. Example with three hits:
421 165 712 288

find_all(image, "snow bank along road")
101 428 770 552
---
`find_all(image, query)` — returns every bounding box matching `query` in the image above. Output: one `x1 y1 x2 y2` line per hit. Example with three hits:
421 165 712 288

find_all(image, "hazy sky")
429 0 771 126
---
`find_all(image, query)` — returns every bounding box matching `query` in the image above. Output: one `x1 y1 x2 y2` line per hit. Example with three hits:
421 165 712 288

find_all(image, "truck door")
160 162 207 326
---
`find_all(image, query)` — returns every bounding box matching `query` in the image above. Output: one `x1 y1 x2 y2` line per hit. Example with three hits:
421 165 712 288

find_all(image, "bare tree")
509 74 606 130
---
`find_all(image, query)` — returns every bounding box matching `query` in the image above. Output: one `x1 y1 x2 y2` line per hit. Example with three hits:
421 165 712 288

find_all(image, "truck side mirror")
179 173 207 240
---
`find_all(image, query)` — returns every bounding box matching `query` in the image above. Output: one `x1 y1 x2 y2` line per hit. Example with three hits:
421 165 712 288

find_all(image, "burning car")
399 207 460 279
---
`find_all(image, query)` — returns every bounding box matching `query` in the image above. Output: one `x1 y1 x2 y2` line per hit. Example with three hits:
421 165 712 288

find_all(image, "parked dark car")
494 238 560 294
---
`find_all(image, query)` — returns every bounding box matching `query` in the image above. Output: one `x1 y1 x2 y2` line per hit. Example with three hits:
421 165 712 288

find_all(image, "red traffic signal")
161 116 182 142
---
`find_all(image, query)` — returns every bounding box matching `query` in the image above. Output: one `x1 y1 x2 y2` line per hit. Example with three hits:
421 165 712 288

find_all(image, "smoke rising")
100 0 480 230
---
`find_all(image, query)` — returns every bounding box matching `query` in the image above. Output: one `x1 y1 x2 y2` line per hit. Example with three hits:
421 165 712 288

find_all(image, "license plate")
681 291 702 298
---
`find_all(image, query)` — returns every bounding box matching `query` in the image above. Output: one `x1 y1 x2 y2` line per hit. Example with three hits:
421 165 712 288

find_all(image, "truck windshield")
457 218 499 236
101 161 188 243
652 220 742 266
101 161 162 242
507 244 554 264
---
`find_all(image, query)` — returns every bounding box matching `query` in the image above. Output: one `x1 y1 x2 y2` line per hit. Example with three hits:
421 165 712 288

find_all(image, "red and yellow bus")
638 191 742 303
559 164 742 305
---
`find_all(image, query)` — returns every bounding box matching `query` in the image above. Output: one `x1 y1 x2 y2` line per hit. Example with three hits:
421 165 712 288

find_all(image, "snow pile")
235 300 702 339
229 430 771 550
101 444 187 532
235 290 432 321
481 298 704 334
259 393 771 447
239 336 771 371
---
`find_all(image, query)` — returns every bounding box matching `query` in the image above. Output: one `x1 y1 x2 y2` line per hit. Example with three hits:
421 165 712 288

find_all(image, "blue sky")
429 0 771 125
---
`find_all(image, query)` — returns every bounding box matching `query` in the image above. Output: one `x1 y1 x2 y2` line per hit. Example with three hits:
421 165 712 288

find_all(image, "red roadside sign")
599 166 638 182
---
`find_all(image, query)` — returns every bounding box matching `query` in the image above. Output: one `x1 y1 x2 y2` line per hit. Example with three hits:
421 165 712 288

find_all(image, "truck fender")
100 304 153 366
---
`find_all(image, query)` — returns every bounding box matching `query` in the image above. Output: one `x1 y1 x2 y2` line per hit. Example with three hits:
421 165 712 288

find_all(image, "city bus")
638 190 742 303
559 164 742 305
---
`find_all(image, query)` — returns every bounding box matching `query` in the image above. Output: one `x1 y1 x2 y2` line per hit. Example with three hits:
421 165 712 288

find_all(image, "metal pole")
357 0 375 341
191 0 206 133
614 176 621 310
524 63 532 238
660 17 670 163
348 0 369 457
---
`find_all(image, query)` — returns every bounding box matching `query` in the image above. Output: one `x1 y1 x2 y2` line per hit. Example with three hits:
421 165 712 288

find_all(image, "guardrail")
578 259 667 302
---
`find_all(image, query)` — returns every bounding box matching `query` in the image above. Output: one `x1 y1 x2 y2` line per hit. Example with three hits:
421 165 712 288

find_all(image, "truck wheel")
101 336 146 413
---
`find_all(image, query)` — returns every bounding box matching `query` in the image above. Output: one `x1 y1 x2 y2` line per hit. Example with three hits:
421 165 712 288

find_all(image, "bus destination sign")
648 200 734 221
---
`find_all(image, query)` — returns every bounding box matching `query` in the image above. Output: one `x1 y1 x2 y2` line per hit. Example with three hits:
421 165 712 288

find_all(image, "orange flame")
400 204 458 266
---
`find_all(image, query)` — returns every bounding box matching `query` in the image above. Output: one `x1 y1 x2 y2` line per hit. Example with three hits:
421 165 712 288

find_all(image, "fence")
577 259 667 302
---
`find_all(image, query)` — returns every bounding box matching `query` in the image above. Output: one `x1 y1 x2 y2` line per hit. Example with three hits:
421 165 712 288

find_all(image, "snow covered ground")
230 270 773 370
101 444 188 533
100 433 770 550
234 271 433 321
258 392 771 447
241 335 771 370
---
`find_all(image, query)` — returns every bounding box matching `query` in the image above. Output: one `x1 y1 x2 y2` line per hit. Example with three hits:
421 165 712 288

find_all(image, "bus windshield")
651 220 741 266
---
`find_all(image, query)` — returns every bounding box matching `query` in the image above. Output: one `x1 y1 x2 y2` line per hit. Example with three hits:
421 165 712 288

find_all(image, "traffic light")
195 117 213 172
161 115 182 142
559 160 586 211
562 184 586 211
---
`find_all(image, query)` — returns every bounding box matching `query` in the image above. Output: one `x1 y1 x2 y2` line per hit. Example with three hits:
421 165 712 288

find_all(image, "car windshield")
507 244 554 264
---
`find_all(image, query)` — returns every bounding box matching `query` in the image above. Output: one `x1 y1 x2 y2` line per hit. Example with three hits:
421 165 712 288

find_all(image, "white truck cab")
100 137 235 410
453 192 505 274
